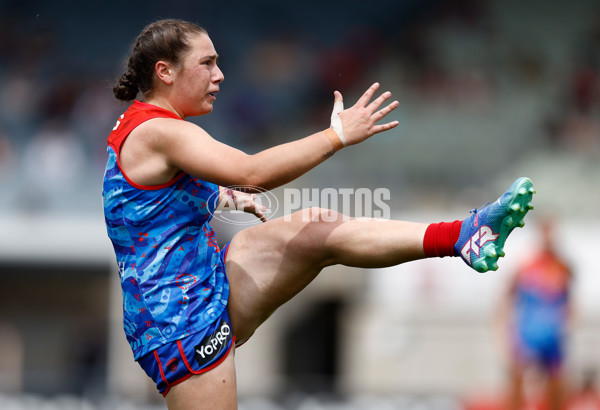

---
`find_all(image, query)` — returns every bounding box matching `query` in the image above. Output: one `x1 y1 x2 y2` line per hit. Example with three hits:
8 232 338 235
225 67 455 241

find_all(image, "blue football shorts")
137 243 237 396
512 327 565 373
137 302 235 396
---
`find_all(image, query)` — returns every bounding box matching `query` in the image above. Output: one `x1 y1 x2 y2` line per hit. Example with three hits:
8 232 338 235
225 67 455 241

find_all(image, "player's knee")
294 207 345 225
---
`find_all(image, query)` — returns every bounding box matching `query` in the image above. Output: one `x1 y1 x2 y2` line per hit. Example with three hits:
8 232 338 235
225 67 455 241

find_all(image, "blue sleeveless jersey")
102 101 228 359
512 252 570 353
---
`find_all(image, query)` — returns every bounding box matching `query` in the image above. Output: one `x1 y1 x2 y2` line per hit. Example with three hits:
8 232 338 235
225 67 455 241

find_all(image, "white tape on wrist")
330 100 346 146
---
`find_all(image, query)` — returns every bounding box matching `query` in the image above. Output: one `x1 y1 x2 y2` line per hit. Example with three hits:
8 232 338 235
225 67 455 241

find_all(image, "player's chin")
205 99 216 110
194 103 214 116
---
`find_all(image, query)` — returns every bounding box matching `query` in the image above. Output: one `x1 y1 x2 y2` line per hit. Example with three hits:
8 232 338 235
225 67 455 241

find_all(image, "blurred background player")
498 216 573 410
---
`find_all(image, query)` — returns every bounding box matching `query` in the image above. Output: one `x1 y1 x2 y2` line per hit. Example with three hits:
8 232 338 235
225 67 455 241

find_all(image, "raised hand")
333 83 399 146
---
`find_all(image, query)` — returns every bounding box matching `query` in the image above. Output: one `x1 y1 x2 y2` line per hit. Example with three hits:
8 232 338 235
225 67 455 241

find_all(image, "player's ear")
155 61 174 85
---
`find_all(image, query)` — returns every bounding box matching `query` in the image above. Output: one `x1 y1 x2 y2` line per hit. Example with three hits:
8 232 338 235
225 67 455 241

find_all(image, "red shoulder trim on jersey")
119 162 186 191
108 101 186 191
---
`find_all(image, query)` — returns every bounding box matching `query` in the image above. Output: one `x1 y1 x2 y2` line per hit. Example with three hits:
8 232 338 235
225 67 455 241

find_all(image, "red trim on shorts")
177 336 236 375
162 373 194 397
153 350 172 396
160 336 236 396
223 243 230 262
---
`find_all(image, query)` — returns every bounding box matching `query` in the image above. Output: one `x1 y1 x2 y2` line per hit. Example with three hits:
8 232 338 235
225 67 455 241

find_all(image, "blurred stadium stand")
1 0 599 408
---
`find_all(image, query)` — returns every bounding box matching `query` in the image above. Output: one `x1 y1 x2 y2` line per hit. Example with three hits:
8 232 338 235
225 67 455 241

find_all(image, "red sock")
423 220 462 258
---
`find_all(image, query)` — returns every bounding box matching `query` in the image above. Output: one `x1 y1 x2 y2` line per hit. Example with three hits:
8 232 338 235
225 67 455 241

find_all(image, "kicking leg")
225 208 428 342
226 177 535 342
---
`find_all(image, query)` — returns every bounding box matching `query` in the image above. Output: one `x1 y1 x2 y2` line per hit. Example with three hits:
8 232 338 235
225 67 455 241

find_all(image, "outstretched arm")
135 83 399 190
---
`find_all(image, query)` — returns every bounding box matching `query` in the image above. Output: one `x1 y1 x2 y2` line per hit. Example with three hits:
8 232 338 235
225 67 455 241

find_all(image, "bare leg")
545 371 566 410
225 207 427 342
506 364 525 410
164 347 238 410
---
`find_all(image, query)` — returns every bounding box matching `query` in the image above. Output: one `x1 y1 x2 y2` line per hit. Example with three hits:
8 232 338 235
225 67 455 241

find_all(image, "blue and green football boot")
454 177 535 272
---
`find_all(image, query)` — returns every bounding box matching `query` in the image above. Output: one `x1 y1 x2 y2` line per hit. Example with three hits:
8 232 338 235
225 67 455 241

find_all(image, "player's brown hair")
113 19 207 101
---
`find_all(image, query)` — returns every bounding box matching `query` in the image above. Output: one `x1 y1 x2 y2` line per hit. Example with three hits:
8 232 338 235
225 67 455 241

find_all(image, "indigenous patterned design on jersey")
102 101 228 360
512 251 571 351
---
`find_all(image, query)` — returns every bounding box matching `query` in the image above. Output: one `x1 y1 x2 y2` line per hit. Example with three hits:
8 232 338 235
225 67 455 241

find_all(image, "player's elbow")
232 163 270 191
239 172 272 191
233 155 282 191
